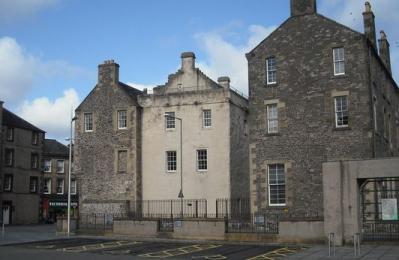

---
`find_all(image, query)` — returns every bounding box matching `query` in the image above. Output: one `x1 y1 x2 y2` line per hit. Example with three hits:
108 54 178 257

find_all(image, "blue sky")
0 0 398 141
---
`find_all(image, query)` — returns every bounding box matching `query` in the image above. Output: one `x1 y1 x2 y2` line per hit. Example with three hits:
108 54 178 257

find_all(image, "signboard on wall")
381 199 398 221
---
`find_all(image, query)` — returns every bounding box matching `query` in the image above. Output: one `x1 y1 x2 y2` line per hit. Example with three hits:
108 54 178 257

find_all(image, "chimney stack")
98 59 119 85
378 30 392 74
363 2 377 49
181 52 196 72
218 77 230 89
290 0 317 17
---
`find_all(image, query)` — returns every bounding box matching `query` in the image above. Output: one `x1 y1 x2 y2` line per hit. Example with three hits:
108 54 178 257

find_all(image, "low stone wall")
56 217 77 234
113 220 158 237
173 220 225 240
112 219 325 243
279 220 324 243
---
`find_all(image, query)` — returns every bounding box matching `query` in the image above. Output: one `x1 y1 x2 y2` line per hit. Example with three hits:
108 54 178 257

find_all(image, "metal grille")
361 178 399 241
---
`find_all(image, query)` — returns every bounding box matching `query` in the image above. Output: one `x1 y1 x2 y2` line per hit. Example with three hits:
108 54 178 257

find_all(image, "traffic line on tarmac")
58 240 141 253
247 247 308 260
139 244 222 258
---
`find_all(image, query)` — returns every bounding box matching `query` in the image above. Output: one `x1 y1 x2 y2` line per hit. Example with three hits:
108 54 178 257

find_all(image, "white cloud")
0 36 91 103
319 0 399 83
17 88 80 140
195 25 276 95
126 82 157 91
0 0 59 23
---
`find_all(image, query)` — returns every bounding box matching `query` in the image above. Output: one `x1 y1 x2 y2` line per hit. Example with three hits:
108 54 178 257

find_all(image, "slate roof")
2 108 45 133
43 139 69 157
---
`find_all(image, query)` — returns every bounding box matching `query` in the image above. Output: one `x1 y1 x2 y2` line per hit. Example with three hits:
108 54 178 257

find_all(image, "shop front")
41 195 78 223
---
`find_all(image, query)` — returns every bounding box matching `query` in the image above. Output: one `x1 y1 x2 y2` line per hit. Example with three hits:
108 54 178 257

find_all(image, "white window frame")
56 160 65 173
267 104 279 134
84 113 93 132
166 151 177 173
333 48 345 76
334 96 349 128
44 178 51 194
268 164 286 206
56 179 64 195
196 149 208 172
266 57 277 85
118 110 127 129
44 160 52 172
71 179 77 195
203 109 212 128
165 112 175 130
29 177 38 193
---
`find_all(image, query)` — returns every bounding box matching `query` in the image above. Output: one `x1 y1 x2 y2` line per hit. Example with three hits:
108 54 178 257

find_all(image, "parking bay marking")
58 240 141 253
247 247 308 260
139 244 222 258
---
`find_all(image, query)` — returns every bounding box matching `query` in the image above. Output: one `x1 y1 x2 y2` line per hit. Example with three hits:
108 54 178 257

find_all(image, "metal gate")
360 178 399 241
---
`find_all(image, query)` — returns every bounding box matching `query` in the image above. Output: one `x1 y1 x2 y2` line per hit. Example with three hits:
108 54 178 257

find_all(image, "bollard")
354 233 361 257
328 233 335 257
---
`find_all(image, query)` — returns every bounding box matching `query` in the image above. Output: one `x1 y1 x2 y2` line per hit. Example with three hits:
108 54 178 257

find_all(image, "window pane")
268 164 285 205
165 112 175 129
203 110 212 127
84 113 93 131
57 160 64 173
335 96 349 127
266 57 277 84
166 151 177 172
333 48 345 75
118 110 127 129
197 149 208 171
267 104 278 133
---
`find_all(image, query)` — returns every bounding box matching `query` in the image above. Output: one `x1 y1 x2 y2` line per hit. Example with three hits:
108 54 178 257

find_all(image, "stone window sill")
266 133 281 137
333 127 351 131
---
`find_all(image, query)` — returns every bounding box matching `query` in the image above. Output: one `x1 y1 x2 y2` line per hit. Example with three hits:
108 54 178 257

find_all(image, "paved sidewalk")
286 245 399 259
0 224 67 245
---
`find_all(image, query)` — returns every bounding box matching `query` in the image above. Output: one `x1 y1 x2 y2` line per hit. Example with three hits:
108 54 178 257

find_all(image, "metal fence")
216 198 251 219
130 199 208 219
78 213 120 231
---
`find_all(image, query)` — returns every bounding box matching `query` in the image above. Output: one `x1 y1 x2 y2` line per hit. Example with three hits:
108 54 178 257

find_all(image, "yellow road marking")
139 244 222 258
35 245 56 249
247 247 308 260
59 241 141 253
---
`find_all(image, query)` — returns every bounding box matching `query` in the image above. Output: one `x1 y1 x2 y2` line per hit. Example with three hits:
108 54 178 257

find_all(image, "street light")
164 113 184 218
67 115 77 236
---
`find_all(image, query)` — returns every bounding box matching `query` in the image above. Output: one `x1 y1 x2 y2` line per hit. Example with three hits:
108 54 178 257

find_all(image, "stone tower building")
74 60 142 214
247 0 399 216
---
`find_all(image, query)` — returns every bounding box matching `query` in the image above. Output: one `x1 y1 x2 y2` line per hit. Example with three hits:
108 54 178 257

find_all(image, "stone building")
0 102 45 224
74 60 143 214
138 52 249 214
247 0 398 221
41 139 77 222
75 53 249 215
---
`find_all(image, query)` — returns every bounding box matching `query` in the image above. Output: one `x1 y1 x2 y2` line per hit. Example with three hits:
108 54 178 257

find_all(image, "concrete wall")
174 220 225 240
138 54 249 214
113 220 158 237
323 158 399 245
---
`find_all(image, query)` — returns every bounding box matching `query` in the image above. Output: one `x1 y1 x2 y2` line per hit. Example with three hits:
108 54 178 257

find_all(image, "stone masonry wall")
248 14 375 216
75 64 141 214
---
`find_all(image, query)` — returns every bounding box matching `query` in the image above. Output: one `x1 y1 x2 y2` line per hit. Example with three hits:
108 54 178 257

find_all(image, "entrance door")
2 204 11 225
360 178 399 241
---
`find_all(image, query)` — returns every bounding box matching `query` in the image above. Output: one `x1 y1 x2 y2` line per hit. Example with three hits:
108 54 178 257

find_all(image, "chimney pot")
181 52 196 72
218 76 231 89
290 0 317 17
98 59 120 85
363 1 377 49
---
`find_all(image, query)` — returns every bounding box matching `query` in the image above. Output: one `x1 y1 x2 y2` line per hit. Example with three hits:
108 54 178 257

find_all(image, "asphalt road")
0 237 305 260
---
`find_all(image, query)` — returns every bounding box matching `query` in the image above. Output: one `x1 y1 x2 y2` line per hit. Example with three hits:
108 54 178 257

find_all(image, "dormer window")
266 57 277 85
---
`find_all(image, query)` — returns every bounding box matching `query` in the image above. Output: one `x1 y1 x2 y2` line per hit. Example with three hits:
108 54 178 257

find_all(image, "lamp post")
67 115 77 236
164 114 184 218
